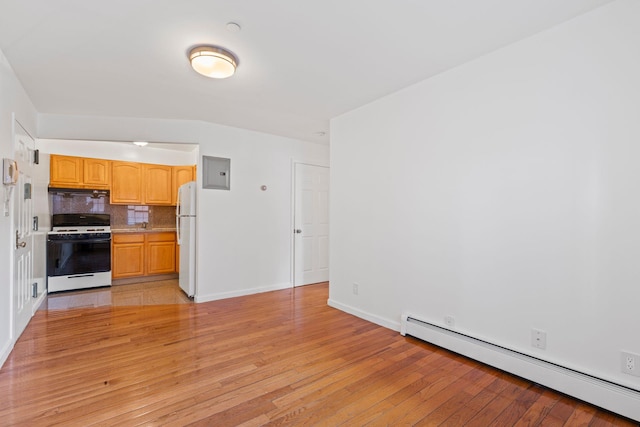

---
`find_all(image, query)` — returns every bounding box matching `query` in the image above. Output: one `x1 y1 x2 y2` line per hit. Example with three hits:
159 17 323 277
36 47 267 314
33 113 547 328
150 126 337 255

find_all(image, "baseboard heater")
401 314 640 422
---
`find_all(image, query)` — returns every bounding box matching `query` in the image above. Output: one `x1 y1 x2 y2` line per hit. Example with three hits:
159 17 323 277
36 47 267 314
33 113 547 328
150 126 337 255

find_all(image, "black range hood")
48 187 110 198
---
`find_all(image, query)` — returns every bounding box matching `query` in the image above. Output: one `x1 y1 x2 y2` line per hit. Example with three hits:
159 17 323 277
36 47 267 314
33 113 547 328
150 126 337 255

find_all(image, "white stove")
47 214 112 293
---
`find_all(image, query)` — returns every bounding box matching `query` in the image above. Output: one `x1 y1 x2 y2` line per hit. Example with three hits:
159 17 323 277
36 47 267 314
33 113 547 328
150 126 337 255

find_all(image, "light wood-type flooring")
42 279 191 310
1 282 636 426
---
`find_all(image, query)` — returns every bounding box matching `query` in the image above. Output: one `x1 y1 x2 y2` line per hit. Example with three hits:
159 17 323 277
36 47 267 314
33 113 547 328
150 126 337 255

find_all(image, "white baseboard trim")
32 292 47 314
32 277 47 314
401 314 640 422
327 298 400 332
0 339 14 369
2 278 47 368
195 282 292 303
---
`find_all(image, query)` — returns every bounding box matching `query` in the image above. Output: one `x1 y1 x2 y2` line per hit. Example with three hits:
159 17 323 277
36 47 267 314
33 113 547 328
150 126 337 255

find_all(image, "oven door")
47 234 111 277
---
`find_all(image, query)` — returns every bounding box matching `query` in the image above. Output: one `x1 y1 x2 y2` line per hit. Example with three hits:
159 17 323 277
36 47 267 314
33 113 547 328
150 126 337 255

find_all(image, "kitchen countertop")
111 228 176 233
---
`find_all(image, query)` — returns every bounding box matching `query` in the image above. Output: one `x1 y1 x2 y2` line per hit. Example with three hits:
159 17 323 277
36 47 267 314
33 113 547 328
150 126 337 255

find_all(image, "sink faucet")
141 222 148 229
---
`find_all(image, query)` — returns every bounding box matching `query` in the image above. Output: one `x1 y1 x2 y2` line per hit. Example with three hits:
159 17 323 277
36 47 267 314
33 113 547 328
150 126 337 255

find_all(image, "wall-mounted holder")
202 156 231 190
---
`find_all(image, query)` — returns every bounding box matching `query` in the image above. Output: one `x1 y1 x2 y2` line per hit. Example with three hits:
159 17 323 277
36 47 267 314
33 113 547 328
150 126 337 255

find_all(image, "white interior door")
294 163 329 286
12 120 35 340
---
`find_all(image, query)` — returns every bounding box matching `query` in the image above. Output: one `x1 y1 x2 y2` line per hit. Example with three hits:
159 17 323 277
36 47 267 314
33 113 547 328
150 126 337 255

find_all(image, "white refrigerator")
176 181 197 297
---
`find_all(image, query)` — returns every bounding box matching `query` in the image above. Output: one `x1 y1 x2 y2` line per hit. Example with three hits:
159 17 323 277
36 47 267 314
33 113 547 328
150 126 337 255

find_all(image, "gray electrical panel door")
202 156 230 190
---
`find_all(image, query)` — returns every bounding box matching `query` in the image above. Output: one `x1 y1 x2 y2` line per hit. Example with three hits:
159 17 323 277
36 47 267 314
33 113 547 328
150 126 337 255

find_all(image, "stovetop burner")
50 213 111 234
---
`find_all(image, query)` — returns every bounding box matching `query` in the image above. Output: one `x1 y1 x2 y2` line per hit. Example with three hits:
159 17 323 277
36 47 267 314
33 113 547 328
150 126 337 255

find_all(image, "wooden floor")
1 283 636 426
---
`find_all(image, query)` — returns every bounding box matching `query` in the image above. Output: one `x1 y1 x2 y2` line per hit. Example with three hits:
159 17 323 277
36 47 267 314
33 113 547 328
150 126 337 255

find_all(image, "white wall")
330 0 640 392
195 122 329 301
36 115 329 302
0 48 38 366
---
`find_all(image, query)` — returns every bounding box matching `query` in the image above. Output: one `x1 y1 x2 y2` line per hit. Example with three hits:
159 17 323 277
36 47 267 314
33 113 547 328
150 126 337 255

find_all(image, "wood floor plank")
317 349 442 425
372 358 481 426
0 282 636 426
425 364 498 426
511 388 561 427
489 384 544 426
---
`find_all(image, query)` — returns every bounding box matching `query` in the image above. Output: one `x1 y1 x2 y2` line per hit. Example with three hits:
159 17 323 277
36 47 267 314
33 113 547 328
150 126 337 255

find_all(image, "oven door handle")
77 238 111 243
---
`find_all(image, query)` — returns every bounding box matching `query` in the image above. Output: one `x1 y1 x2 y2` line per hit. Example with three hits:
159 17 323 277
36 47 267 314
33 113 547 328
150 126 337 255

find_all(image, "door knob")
295 229 302 234
16 230 26 249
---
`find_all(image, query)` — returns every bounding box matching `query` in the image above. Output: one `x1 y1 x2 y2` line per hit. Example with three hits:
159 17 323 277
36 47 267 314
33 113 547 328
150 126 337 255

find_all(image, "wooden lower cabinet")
112 232 177 279
146 232 176 274
112 234 145 278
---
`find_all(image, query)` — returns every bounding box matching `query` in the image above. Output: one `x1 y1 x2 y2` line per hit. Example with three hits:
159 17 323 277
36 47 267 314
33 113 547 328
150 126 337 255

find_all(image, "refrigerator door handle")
176 185 182 216
176 215 182 245
176 184 182 245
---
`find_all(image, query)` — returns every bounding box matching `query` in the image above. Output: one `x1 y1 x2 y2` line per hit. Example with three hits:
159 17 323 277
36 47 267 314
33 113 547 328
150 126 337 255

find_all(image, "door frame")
289 159 330 287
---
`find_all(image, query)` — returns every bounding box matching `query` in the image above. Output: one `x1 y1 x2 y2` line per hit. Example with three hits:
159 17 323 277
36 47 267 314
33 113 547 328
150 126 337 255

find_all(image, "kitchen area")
34 140 199 309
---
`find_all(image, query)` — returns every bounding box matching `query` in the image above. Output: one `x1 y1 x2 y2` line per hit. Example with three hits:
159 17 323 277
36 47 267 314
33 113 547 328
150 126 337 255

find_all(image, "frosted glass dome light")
189 46 238 79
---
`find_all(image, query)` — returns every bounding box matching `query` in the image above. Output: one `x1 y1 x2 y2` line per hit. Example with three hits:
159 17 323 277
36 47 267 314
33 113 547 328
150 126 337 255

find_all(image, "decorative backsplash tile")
152 206 177 228
50 194 176 229
51 194 112 215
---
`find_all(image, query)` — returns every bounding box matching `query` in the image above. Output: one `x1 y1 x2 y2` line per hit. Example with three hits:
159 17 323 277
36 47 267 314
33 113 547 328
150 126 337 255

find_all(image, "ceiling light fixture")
189 45 238 79
133 141 148 147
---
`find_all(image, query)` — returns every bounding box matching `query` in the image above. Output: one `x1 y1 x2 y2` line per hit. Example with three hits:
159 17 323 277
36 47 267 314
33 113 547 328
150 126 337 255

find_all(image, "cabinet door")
172 166 194 205
111 161 143 204
144 164 173 205
146 232 176 274
112 238 145 278
83 158 110 189
50 155 83 188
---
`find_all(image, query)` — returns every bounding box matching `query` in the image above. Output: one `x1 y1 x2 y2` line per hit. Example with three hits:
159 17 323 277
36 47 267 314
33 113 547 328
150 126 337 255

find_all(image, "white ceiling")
0 0 614 144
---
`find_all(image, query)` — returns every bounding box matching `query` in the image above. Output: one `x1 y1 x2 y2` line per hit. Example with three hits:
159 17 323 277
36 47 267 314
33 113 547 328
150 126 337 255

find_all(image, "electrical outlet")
621 351 640 376
444 316 455 328
352 283 359 295
531 328 547 350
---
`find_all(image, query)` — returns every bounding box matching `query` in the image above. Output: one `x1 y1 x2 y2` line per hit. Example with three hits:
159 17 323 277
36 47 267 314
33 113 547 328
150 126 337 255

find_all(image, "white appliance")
47 213 112 292
176 181 197 297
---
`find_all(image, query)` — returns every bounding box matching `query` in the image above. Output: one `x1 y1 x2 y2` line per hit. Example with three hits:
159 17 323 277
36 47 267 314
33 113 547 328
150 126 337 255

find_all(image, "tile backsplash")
50 194 175 229
51 194 112 216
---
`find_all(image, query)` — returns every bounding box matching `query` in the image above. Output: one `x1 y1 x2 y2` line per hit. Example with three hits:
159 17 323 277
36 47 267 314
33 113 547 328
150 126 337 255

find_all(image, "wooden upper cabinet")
50 155 110 189
172 166 194 205
51 154 196 205
83 158 110 189
111 161 143 204
50 155 83 187
144 164 173 205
